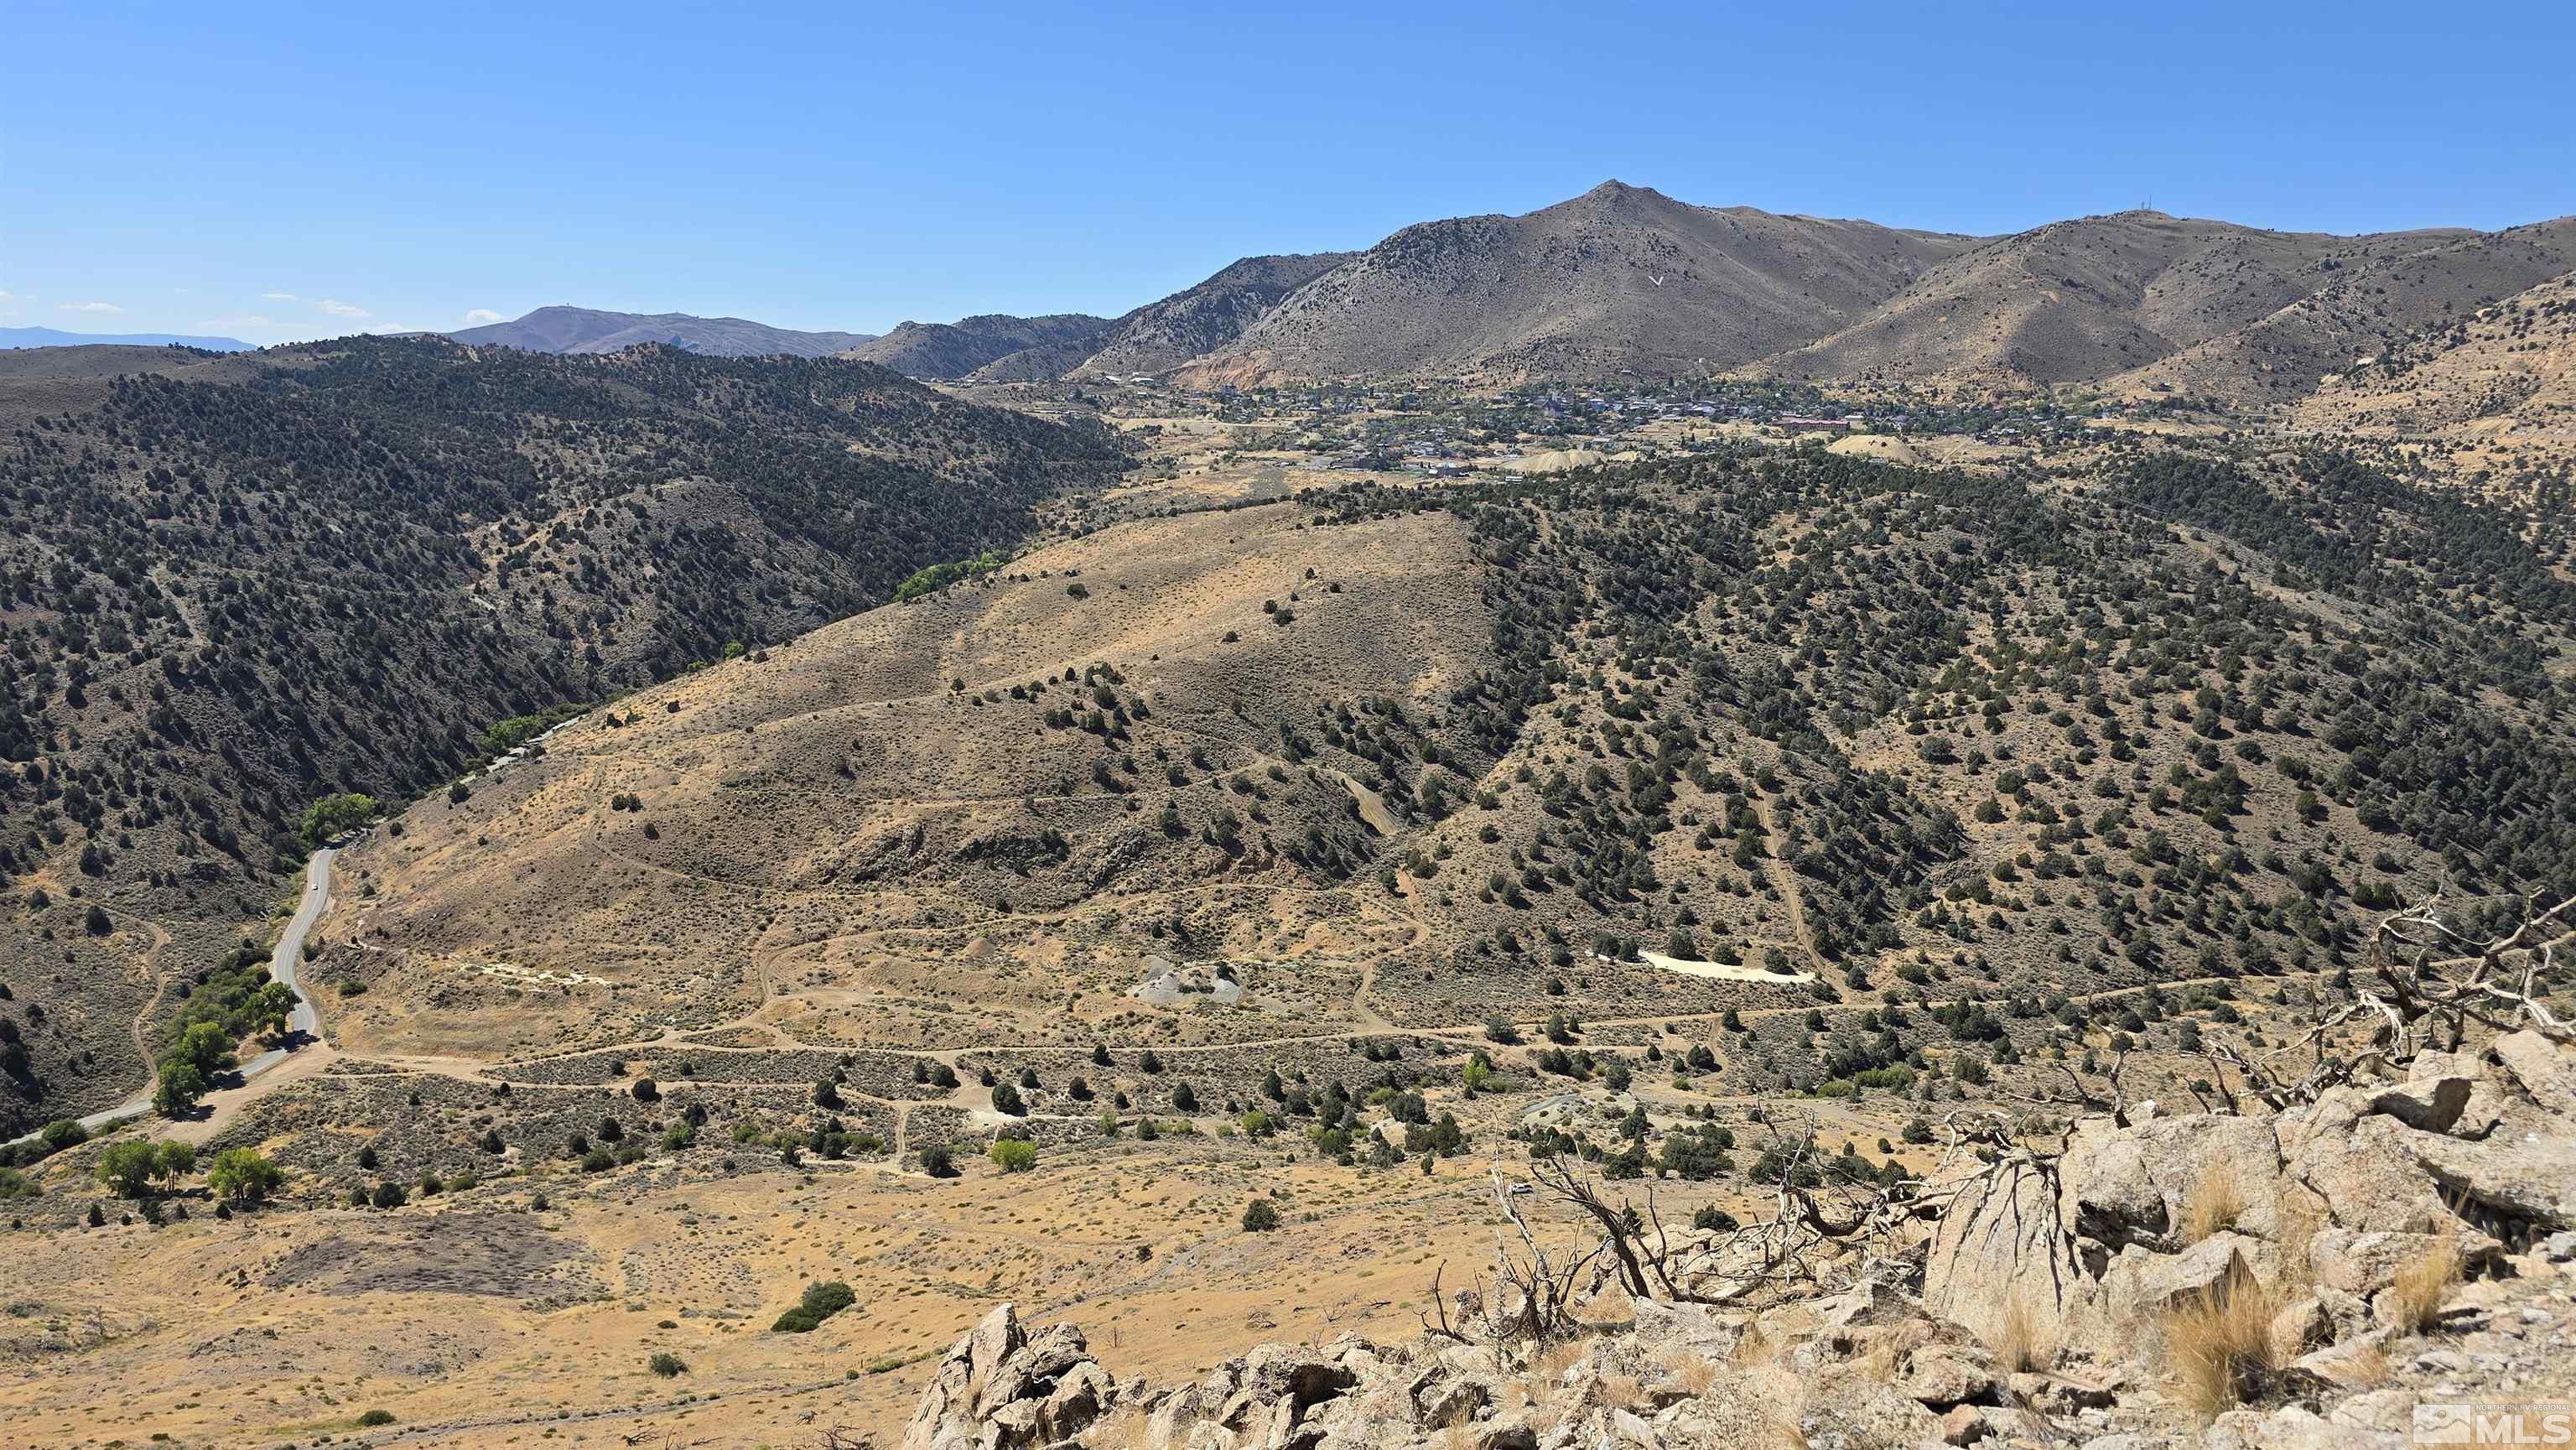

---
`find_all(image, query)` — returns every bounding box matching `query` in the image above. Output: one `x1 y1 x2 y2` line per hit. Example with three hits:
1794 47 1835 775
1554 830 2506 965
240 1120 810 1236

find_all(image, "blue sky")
6 0 2573 346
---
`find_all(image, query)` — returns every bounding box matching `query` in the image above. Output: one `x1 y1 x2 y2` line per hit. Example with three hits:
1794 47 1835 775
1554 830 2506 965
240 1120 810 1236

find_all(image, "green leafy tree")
297 793 378 845
153 1062 209 1117
206 1147 286 1203
96 1140 194 1198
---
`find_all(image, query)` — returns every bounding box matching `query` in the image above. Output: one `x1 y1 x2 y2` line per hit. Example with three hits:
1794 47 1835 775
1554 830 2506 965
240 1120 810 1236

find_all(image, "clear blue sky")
6 0 2572 346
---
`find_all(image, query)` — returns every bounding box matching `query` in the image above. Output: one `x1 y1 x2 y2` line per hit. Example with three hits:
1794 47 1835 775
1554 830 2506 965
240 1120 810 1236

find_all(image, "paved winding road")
232 845 334 1079
7 846 335 1144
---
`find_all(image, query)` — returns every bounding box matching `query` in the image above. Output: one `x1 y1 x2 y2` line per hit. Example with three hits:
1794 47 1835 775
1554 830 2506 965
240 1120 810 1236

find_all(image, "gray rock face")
2060 1112 2286 1251
1922 1156 2090 1355
2408 1126 2576 1229
2491 1031 2576 1115
2102 1231 2255 1322
903 1303 1111 1450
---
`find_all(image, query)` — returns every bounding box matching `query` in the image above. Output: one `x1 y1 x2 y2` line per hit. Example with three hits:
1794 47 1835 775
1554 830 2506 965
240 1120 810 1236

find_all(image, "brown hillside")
843 314 1117 380
1175 181 1980 385
2113 216 2576 405
327 502 1493 1062
1765 210 2381 389
2291 268 2576 439
1069 252 1356 379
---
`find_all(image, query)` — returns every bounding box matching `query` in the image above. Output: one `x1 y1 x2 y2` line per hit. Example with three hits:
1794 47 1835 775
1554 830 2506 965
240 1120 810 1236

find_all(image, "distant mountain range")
447 306 876 358
431 182 2576 413
1 325 253 351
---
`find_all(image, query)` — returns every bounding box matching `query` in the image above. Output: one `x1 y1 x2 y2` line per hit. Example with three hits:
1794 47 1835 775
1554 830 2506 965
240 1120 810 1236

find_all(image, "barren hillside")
0 337 1124 1133
326 502 1493 1061
1766 211 2376 388
1174 181 1981 385
1069 252 1356 379
2292 268 2576 439
2114 217 2576 405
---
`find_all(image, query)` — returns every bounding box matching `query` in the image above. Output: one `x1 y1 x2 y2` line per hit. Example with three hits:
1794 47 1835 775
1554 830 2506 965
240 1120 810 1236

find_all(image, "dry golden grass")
2272 1187 2327 1293
2386 1220 2464 1334
1525 1339 1585 1404
2180 1164 2247 1245
2326 1342 2392 1388
1731 1321 1778 1368
1747 1363 1815 1450
1664 1349 1719 1397
1083 1404 1160 1450
2164 1271 2284 1421
1992 1291 2050 1374
1597 1372 1644 1411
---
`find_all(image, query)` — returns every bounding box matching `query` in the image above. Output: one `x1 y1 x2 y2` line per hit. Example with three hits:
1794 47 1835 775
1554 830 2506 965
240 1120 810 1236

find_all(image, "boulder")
2326 1388 2423 1434
1457 1407 1539 1450
1626 1293 1743 1359
2490 1032 2576 1116
2203 1405 2407 1449
2009 1369 2118 1413
2407 1125 2576 1230
2361 1076 2473 1135
2309 1228 2497 1300
2269 1295 2334 1362
1922 1157 2090 1360
2277 1108 2453 1234
2060 1112 2284 1251
1893 1340 2004 1409
1796 1374 1950 1450
2291 1327 2395 1385
906 1303 1114 1450
1939 1402 2055 1446
2100 1231 2254 1323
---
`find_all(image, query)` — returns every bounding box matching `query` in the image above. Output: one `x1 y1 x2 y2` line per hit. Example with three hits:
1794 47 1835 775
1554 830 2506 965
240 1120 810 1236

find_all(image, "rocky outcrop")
902 1033 2576 1450
905 1303 1115 1450
906 1292 2038 1450
1920 1032 2573 1372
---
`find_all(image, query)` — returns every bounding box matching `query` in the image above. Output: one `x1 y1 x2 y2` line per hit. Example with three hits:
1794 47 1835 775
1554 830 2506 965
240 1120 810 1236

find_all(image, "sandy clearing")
1596 949 1811 985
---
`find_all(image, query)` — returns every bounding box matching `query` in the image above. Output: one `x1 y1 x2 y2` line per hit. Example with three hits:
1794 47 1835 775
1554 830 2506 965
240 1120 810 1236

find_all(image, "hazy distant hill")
1171 181 1980 385
449 305 877 357
1 325 252 351
842 314 1116 380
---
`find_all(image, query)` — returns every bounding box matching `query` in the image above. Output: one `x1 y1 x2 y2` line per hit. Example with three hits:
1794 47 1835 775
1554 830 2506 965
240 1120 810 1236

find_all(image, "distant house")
1775 415 1854 434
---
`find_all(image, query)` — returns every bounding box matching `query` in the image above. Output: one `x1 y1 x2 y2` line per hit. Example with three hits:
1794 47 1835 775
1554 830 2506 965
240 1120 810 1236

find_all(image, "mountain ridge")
448 304 878 357
1173 180 1984 385
1 325 254 351
423 188 2576 414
